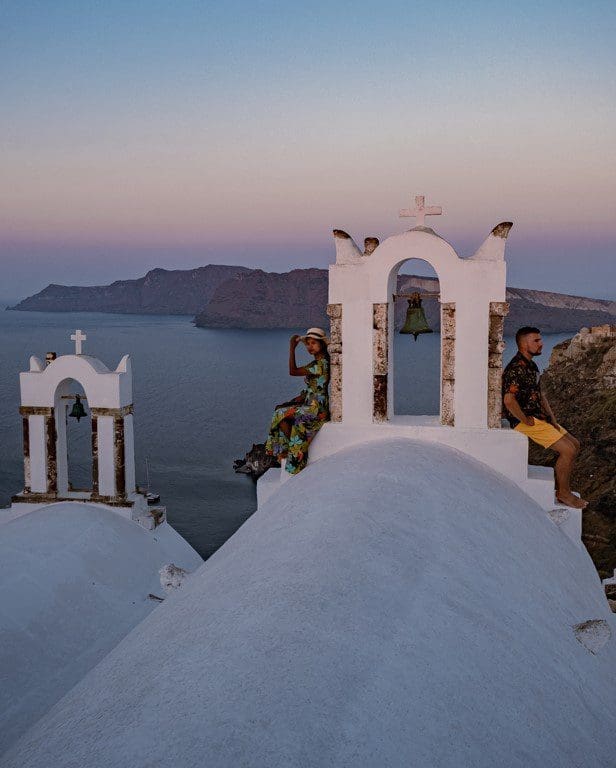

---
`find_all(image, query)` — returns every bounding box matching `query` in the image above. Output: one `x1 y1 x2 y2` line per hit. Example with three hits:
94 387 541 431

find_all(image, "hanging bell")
69 394 87 422
400 293 433 341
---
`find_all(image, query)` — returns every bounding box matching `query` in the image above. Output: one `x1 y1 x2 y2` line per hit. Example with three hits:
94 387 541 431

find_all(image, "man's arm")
503 393 534 426
540 391 557 425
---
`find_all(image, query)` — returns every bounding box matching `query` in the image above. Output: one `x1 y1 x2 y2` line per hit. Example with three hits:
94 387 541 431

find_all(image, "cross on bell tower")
71 330 87 355
399 195 443 227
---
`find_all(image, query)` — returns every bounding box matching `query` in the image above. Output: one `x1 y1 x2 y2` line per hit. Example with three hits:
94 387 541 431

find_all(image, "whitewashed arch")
16 353 136 506
327 223 510 428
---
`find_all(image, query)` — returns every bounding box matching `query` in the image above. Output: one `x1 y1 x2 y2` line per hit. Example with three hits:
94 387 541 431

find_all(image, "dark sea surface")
0 308 571 559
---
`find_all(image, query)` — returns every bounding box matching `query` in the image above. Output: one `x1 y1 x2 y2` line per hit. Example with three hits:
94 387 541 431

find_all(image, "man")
502 326 587 509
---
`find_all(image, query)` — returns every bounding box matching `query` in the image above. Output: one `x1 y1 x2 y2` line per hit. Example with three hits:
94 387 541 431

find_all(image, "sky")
1 0 615 301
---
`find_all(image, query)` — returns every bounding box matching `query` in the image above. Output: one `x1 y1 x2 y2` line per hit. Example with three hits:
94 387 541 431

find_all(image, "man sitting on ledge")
502 326 588 509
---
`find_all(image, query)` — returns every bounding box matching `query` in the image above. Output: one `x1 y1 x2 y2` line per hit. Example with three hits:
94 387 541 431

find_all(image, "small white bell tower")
13 331 138 511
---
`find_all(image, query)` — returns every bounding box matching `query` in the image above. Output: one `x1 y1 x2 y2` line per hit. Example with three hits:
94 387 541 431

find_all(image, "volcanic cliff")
529 325 616 580
10 266 615 334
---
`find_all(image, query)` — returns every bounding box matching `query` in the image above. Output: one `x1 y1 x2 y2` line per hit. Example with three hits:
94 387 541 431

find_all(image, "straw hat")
301 327 329 345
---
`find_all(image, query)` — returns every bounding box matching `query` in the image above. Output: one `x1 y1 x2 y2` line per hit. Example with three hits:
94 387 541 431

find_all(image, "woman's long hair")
316 339 330 362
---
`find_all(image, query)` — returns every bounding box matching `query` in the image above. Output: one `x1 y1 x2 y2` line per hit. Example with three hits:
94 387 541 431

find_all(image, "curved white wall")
4 441 613 768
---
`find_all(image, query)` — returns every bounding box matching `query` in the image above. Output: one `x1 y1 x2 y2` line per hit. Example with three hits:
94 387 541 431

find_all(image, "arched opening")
393 258 441 417
54 378 92 498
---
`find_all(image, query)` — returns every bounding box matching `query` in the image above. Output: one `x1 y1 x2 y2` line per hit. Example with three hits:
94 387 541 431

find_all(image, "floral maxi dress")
265 357 330 475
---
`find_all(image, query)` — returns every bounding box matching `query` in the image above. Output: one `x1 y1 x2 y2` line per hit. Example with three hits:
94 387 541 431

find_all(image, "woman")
265 327 330 475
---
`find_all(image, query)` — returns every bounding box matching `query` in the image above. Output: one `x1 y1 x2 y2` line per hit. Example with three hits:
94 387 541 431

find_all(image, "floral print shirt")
502 351 547 427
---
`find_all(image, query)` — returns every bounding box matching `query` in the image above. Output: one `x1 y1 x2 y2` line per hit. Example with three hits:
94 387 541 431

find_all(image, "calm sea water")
0 308 571 559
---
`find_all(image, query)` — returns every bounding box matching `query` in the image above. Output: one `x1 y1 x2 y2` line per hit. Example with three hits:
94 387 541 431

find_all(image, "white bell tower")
12 331 139 513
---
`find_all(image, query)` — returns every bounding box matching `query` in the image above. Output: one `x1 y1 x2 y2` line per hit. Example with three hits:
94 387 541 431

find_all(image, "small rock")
572 619 611 654
547 508 569 526
233 443 280 480
159 563 190 593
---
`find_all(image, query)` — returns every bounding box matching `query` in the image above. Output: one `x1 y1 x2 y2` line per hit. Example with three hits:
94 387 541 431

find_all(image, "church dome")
0 503 202 755
3 441 614 767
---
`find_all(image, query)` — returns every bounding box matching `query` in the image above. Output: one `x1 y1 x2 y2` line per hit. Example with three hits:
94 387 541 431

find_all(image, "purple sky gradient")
1 1 614 301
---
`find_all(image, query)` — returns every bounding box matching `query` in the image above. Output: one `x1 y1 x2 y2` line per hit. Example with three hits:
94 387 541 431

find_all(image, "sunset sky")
2 1 615 300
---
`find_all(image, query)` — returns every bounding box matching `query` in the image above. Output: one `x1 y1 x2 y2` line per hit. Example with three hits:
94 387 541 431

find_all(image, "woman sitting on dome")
265 327 330 475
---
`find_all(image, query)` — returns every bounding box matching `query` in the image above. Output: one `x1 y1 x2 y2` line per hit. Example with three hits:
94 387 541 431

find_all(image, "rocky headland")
529 325 616 580
10 265 250 316
10 265 615 334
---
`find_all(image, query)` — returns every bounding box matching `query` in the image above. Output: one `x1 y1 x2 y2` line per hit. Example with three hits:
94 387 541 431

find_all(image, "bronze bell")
400 292 433 341
69 394 87 421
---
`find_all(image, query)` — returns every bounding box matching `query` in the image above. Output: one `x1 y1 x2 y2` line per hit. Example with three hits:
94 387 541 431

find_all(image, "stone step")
523 465 556 510
520 465 582 545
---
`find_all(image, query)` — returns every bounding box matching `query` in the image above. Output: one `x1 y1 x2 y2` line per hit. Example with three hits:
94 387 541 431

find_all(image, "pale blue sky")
1 0 615 299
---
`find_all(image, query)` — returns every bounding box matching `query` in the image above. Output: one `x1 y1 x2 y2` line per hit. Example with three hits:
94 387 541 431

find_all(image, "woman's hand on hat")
290 334 301 348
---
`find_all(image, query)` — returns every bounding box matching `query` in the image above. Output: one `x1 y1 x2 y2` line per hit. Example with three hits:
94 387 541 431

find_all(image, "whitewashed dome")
0 503 202 755
3 441 614 767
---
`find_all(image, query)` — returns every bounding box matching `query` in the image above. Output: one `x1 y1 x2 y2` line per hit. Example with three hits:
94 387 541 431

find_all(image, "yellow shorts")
514 418 567 448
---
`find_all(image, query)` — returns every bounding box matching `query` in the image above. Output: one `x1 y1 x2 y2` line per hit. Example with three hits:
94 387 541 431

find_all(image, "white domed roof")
3 441 614 767
0 503 202 754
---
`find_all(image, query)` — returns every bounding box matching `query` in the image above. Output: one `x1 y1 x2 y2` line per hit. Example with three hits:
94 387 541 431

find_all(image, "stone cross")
71 329 87 355
399 195 442 227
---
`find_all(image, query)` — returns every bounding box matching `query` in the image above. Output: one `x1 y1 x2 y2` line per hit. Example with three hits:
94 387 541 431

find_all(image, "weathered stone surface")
19 406 53 416
91 417 99 496
45 413 57 495
113 417 126 500
326 302 342 320
373 375 388 422
22 418 30 493
326 303 343 422
487 302 509 428
441 338 455 380
572 619 611 654
363 237 379 255
90 405 134 418
373 303 388 377
372 303 389 421
491 222 514 239
440 303 456 426
441 379 455 427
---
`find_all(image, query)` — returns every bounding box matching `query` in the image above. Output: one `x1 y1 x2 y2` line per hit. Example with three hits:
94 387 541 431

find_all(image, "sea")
0 307 572 559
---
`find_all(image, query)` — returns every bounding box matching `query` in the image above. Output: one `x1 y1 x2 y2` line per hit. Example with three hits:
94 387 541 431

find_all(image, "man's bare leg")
553 433 580 495
551 434 587 508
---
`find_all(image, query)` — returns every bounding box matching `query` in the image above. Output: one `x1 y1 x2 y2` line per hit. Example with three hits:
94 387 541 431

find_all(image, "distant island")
9 264 616 334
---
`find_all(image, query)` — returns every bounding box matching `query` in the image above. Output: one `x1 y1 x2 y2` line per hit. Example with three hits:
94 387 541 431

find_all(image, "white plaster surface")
4 440 614 768
0 502 202 756
306 420 568 528
27 415 46 493
96 414 115 496
20 354 132 409
123 414 136 495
